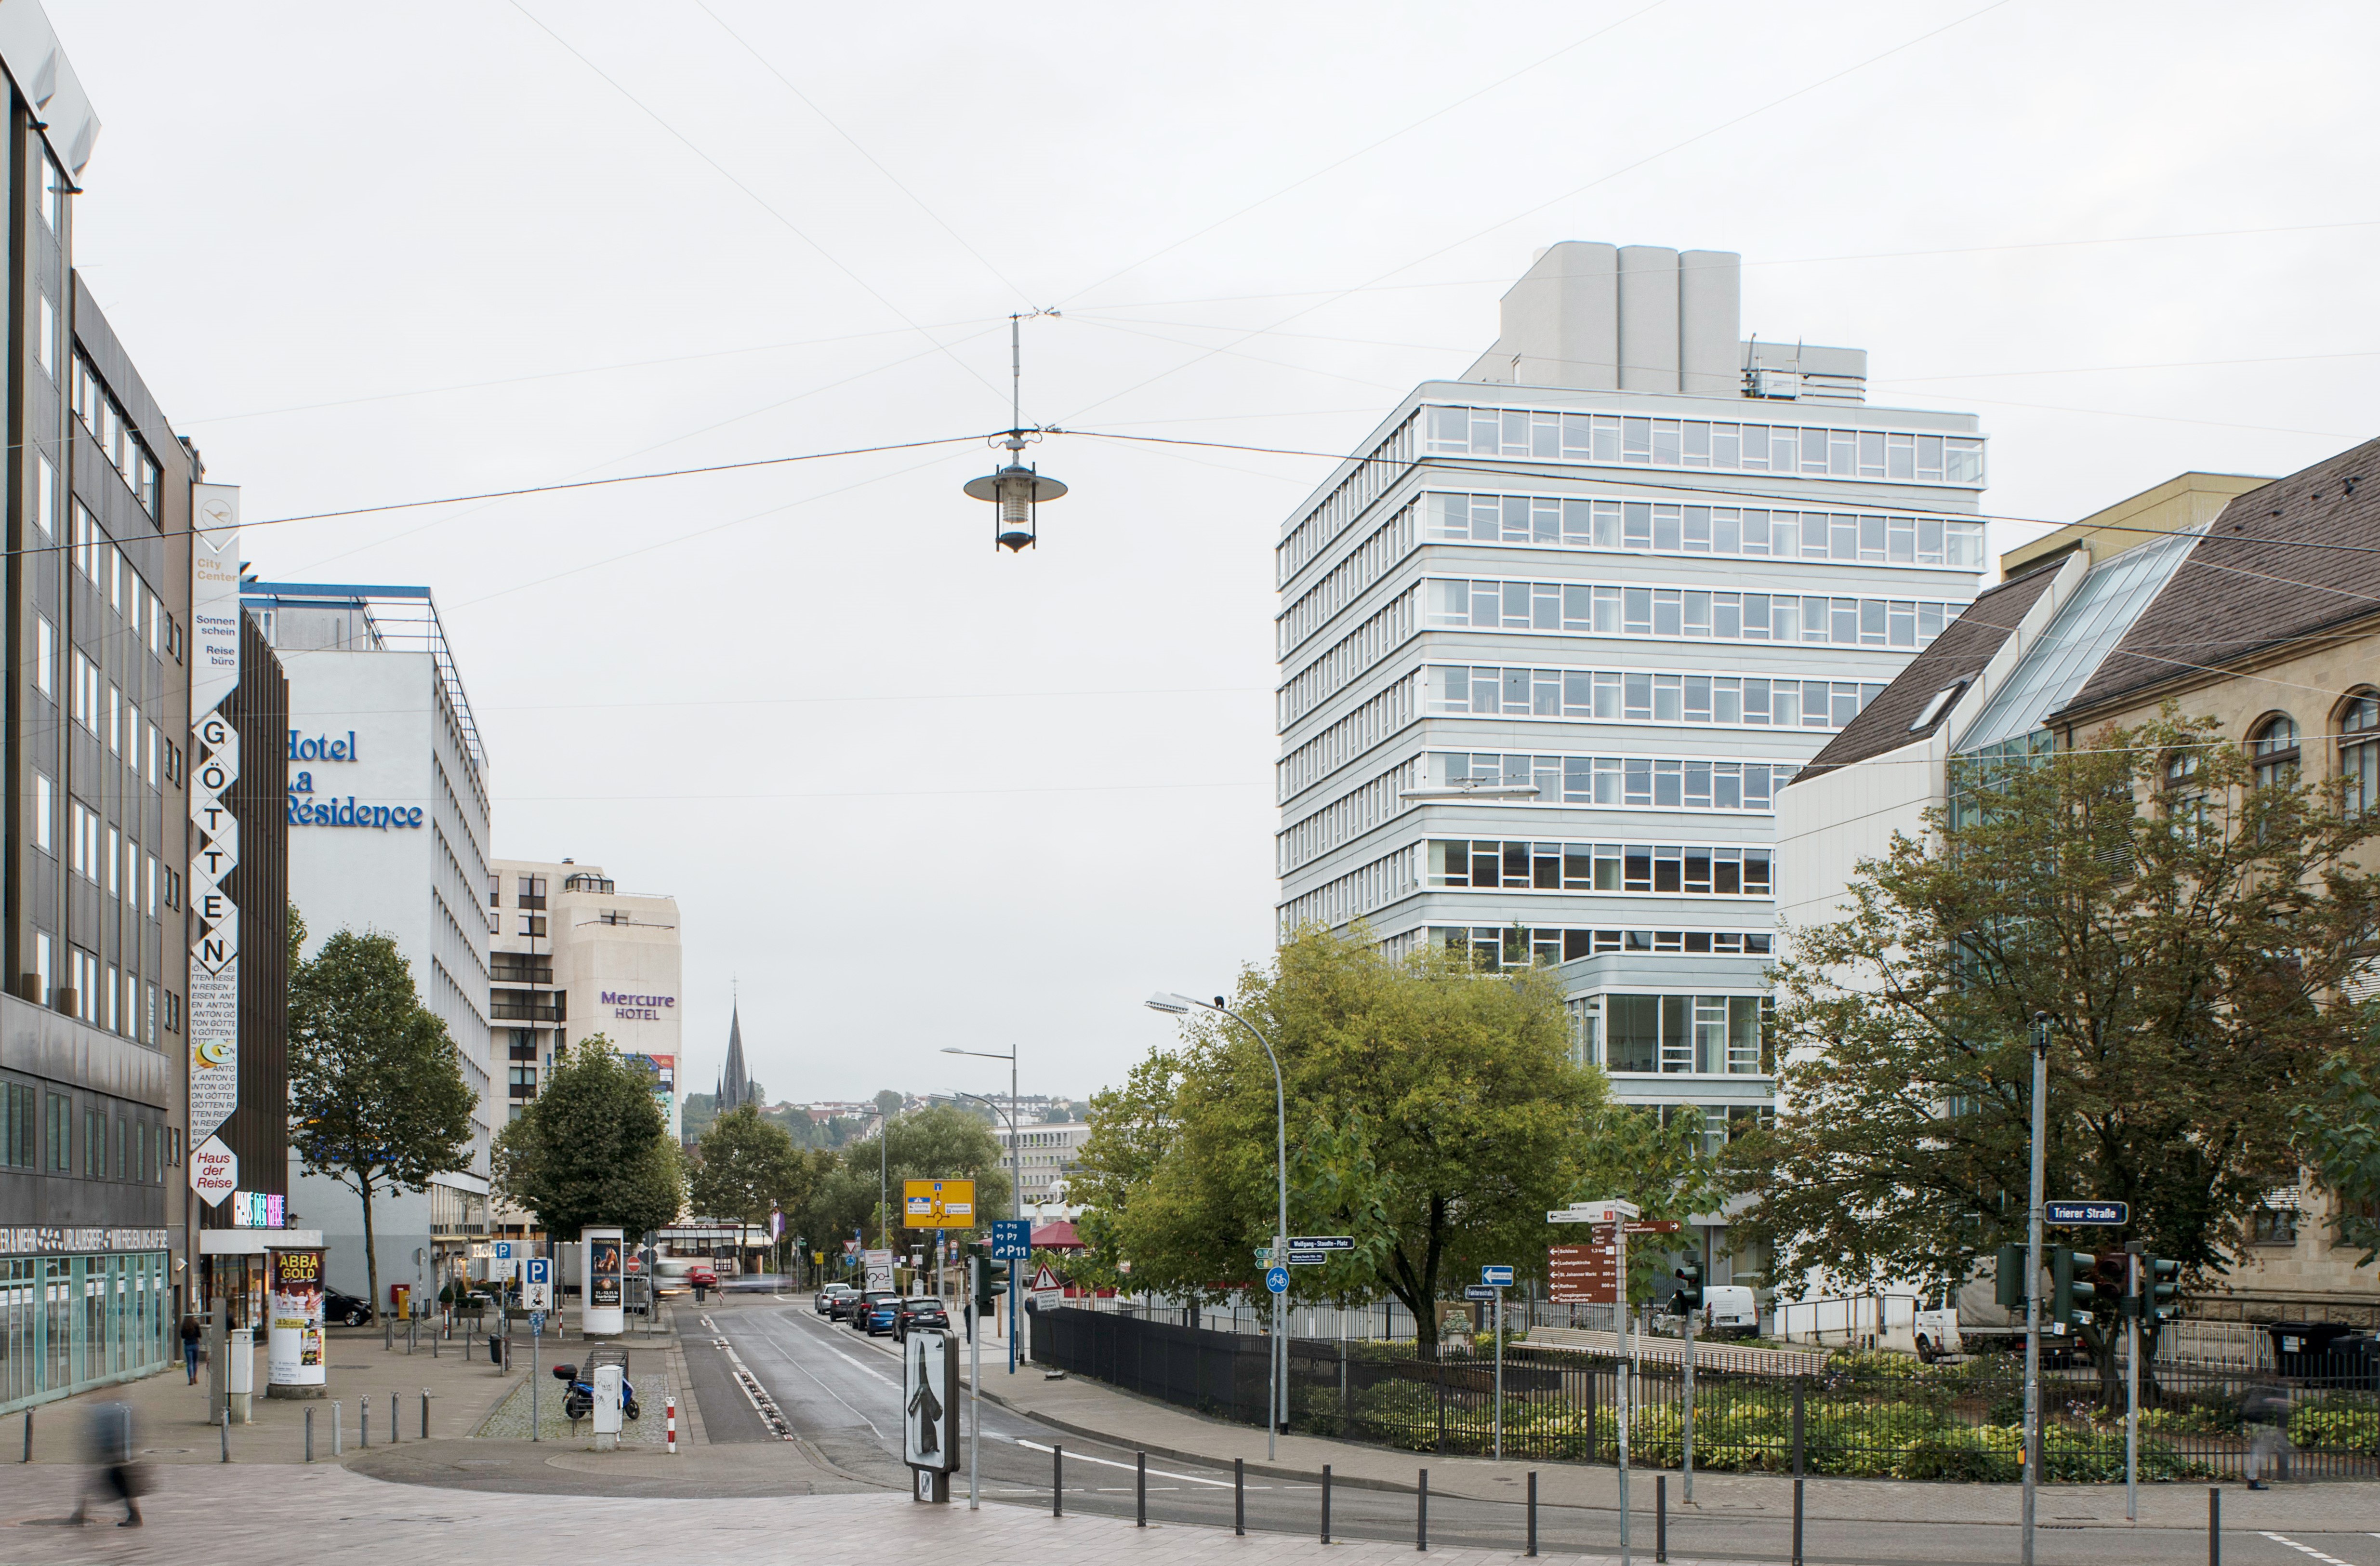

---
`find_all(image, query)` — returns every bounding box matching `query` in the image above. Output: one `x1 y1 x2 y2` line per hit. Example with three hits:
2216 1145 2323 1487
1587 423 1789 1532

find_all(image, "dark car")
815 1283 859 1316
858 1292 900 1335
892 1297 948 1343
323 1287 373 1327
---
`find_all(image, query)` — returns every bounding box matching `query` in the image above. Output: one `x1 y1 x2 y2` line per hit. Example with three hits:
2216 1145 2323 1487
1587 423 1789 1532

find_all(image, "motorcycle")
551 1362 641 1423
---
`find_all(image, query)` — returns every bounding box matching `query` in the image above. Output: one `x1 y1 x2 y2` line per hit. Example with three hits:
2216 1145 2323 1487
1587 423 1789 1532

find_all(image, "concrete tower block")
1498 241 1618 389
1616 246 1681 392
1678 250 1742 397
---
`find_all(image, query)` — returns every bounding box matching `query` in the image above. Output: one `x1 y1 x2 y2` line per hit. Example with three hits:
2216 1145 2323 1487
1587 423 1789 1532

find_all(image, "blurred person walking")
67 1401 143 1527
180 1312 203 1384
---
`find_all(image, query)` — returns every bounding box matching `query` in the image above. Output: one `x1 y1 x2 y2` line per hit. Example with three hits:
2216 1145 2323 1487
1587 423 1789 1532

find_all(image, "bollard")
333 1401 343 1457
1137 1451 1146 1527
306 1407 315 1463
391 1392 399 1442
2208 1486 2220 1566
1526 1470 1537 1557
20 1410 28 1462
667 1396 677 1454
1657 1473 1667 1563
1322 1463 1332 1544
384 1318 392 1351
1791 1477 1804 1566
1417 1467 1428 1552
1053 1444 1063 1517
220 1415 229 1463
421 1390 430 1440
362 1398 370 1448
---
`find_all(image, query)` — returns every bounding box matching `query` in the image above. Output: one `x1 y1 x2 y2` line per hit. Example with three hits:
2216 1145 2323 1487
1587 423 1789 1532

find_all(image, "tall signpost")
524 1258 552 1440
1553 1200 1639 1566
187 487 244 1261
2022 1013 2051 1566
991 1219 1031 1376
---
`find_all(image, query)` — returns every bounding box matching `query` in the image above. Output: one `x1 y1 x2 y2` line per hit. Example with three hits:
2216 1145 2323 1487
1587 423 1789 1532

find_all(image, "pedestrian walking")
180 1313 203 1384
67 1401 143 1528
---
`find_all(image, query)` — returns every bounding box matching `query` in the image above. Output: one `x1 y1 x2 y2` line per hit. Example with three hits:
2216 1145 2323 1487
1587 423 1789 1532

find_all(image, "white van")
1702 1287 1759 1338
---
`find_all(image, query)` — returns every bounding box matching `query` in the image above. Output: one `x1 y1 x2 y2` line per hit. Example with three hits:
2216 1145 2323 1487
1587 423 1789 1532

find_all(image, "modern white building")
993 1121 1092 1218
1272 242 1989 1285
487 857 682 1141
245 583 494 1306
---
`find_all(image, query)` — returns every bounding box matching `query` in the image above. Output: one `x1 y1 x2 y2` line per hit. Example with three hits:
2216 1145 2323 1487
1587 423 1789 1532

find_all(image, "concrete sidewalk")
961 1354 2380 1533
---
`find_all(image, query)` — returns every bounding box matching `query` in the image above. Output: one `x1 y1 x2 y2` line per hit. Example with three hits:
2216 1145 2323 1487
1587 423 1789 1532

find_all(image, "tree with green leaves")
1071 925 1615 1351
1733 716 2380 1403
688 1103 833 1253
492 1035 684 1240
796 1103 1011 1253
287 923 478 1322
2294 1022 2380 1267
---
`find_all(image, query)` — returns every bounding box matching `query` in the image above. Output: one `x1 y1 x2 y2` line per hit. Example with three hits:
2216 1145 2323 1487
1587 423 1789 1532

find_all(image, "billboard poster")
589 1235 623 1309
864 1248 893 1291
902 1327 959 1473
267 1248 326 1387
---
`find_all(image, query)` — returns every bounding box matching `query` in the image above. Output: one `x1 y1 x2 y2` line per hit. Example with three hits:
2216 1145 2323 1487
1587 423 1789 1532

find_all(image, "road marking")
709 1335 798 1442
775 1313 897 1387
728 1314 888 1439
1008 1437 1235 1488
2263 1534 2359 1566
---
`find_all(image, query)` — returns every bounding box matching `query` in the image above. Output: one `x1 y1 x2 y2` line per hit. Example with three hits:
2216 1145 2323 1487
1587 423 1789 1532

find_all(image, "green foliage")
1734 715 2380 1398
1570 1100 1730 1304
492 1035 683 1239
1072 925 1607 1349
793 1103 1011 1247
2289 1398 2380 1455
288 928 478 1321
2292 1032 2380 1267
688 1103 831 1234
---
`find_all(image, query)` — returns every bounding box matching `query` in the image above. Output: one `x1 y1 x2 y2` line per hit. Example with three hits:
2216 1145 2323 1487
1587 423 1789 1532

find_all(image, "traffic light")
2050 1245 2099 1326
2145 1258 2181 1325
973 1252 1005 1315
1671 1261 1704 1315
1995 1242 2027 1310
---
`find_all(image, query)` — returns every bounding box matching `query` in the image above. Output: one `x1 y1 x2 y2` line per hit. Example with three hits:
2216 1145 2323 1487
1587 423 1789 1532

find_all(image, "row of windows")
2249 699 2380 811
1426 577 1957 649
1566 992 1772 1076
1427 664 1886 730
1435 925 1774 970
1280 587 1415 731
66 503 171 662
1278 504 1414 656
1277 759 1416 874
1277 845 1417 933
1432 752 1790 811
31 774 181 916
34 938 164 1045
59 646 170 786
0 1079 173 1179
1422 405 1986 487
70 356 163 520
1279 672 1415 803
1276 411 1418 588
1428 838 1773 897
1422 493 1986 569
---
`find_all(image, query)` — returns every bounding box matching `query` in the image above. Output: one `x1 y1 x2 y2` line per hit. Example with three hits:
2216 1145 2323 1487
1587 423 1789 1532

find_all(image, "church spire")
720 1003 752 1111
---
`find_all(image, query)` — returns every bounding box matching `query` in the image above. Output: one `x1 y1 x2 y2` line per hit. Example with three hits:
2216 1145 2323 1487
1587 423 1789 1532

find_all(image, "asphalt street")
697 1294 2380 1566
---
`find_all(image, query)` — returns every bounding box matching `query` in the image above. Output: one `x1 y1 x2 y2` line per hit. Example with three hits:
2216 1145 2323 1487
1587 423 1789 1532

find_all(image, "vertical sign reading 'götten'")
186 485 243 1177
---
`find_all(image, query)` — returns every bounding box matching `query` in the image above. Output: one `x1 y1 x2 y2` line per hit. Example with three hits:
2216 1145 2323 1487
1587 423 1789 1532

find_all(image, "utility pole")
2124 1243 2142 1521
2022 1011 2050 1566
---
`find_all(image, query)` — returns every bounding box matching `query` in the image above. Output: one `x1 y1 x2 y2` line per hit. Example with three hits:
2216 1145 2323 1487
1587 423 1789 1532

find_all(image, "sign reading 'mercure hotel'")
604 991 676 1021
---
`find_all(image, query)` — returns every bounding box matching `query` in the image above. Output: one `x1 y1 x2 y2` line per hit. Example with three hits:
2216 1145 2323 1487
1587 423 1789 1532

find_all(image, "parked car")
323 1287 373 1327
1700 1286 1759 1339
892 1297 948 1342
815 1283 859 1316
857 1291 900 1335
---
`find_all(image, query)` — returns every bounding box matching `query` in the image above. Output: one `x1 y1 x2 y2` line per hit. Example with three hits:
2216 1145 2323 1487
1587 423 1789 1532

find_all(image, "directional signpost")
524 1257 554 1443
1464 1285 1497 1301
2046 1201 2128 1226
1553 1201 1641 1566
990 1219 1032 1260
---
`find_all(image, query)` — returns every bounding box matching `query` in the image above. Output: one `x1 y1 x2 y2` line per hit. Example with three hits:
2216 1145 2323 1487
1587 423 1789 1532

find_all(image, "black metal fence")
1031 1307 2380 1482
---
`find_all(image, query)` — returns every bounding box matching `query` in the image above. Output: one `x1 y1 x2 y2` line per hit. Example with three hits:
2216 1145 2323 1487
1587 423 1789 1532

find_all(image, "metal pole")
969 1258 981 1511
1138 1451 1147 1527
1656 1474 1667 1563
1618 1222 1632 1566
362 1397 370 1448
2023 1012 2050 1566
1791 1477 1804 1566
2208 1486 2220 1566
1052 1443 1063 1517
1682 1307 1695 1504
2126 1250 2140 1522
1494 1287 1504 1461
1235 1457 1246 1535
1321 1463 1331 1542
530 1322 538 1443
305 1407 314 1462
1417 1467 1429 1552
1526 1469 1537 1556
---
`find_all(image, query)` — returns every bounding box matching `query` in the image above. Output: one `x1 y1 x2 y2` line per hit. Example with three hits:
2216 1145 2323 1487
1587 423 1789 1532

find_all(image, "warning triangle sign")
1031 1264 1060 1291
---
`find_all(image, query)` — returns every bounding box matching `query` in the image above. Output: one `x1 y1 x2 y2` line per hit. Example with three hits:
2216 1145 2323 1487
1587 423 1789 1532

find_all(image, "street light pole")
1149 992 1287 1462
944 1048 1025 1373
2022 1011 2050 1566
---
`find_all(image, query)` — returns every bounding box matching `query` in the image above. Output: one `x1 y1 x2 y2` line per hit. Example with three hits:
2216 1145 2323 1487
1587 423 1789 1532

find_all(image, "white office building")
245 583 494 1305
488 857 682 1142
993 1121 1093 1218
1273 243 1987 1283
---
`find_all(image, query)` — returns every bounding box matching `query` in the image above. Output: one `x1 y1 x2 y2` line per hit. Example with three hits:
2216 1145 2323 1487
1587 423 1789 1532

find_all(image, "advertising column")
265 1247 327 1397
582 1226 624 1337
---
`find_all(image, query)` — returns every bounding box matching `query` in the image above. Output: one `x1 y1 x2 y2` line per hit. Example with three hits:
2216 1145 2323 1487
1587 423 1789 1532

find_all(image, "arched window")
2250 715 2300 790
2341 693 2380 815
2163 748 2205 836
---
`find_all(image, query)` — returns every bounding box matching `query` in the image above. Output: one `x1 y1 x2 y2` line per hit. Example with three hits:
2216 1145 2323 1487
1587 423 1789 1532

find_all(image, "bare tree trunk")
359 1174 383 1323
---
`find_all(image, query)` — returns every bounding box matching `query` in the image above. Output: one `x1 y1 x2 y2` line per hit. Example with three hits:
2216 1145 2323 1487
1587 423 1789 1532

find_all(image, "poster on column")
267 1248 327 1389
186 484 243 1156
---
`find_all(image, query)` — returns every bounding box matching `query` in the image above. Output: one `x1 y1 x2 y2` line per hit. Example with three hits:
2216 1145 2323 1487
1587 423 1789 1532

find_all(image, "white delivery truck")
1701 1286 1760 1339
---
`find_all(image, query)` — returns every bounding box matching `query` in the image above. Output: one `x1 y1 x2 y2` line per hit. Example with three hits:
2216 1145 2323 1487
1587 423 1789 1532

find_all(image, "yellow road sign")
902 1178 978 1228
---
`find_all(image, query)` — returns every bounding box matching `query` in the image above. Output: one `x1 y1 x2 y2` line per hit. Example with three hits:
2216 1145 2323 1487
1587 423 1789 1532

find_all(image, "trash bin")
487 1333 504 1366
2264 1320 2358 1376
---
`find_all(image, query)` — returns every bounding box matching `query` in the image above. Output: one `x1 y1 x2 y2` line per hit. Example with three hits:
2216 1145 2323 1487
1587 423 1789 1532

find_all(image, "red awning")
1030 1219 1083 1251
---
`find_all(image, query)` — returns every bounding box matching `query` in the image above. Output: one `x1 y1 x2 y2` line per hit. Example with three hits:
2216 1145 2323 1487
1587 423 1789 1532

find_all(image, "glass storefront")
0 1252 171 1414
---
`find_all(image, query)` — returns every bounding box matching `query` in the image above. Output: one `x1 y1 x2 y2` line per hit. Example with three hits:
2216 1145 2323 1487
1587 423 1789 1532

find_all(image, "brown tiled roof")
2060 437 2380 716
1792 562 2062 783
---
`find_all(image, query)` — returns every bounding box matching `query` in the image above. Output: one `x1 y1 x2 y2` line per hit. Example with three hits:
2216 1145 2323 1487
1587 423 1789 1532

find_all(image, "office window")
106 826 119 896
104 965 118 1033
34 452 54 537
145 983 158 1045
33 934 50 1009
2 1081 33 1167
115 1116 126 1178
164 990 181 1035
36 294 54 380
519 914 547 937
147 723 159 785
83 1107 102 1176
34 615 54 698
70 801 96 881
107 684 121 754
38 152 62 231
32 772 53 854
488 872 501 908
518 875 548 908
48 1093 71 1171
146 854 157 917
70 947 96 1022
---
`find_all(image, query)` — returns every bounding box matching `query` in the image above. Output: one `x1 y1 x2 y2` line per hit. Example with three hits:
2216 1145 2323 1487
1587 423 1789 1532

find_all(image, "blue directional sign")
1265 1266 1290 1294
1464 1285 1497 1301
1481 1265 1515 1287
2046 1201 2128 1226
529 1311 545 1335
991 1219 1032 1261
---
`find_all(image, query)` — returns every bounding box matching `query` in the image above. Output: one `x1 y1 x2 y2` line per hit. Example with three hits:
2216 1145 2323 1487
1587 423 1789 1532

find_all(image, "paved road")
701 1295 2380 1566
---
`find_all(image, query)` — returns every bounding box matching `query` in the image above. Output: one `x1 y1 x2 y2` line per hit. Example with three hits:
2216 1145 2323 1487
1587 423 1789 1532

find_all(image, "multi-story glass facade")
1273 243 1986 1278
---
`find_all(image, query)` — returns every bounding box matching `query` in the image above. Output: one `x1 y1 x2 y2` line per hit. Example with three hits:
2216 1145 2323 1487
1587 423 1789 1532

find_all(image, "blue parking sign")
992 1219 1032 1261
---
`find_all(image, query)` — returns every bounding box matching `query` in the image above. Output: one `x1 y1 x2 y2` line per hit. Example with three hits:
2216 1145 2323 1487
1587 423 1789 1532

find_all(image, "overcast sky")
50 0 2380 1108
